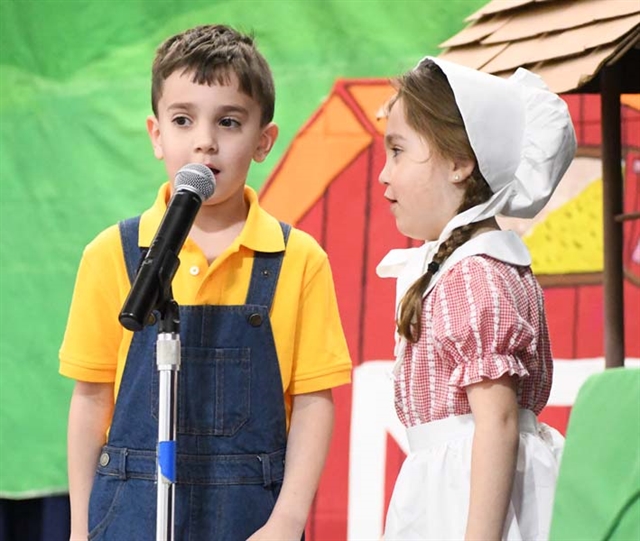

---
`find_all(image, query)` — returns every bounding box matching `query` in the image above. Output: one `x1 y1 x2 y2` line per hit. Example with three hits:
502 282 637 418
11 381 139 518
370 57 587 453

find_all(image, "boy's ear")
253 122 279 163
146 115 164 160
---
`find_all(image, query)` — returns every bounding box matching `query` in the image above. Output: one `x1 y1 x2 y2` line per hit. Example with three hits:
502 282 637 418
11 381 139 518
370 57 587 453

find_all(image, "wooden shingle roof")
438 0 640 93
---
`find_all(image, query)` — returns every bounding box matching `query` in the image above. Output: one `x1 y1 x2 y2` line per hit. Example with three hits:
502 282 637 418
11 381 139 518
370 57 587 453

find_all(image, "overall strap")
118 216 144 285
245 222 291 310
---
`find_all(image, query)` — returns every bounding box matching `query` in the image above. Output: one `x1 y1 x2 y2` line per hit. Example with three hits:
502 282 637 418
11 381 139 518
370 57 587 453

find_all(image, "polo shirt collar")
241 185 285 253
139 182 285 253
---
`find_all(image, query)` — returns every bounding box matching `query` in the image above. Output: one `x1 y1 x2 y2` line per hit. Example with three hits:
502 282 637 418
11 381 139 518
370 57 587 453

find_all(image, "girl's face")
379 98 468 241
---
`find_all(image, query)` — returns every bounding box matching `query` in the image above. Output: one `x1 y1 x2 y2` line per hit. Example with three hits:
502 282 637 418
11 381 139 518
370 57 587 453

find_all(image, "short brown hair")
151 24 275 126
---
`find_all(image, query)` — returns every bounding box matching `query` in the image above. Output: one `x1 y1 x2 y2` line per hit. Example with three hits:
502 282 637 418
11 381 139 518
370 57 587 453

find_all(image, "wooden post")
600 64 625 368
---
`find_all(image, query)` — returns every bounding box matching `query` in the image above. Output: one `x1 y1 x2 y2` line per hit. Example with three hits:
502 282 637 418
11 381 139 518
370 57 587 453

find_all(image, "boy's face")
147 70 277 207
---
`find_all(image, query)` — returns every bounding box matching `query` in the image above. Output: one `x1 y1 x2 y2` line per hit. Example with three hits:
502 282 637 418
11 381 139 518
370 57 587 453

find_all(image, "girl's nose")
378 161 389 185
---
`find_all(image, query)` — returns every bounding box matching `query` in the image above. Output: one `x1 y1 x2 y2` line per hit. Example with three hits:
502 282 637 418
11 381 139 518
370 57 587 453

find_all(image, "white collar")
377 230 531 305
429 230 530 292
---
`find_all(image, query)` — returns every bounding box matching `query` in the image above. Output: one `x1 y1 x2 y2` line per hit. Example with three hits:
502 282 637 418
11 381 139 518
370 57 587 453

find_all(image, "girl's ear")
254 122 279 163
146 115 164 160
451 158 476 184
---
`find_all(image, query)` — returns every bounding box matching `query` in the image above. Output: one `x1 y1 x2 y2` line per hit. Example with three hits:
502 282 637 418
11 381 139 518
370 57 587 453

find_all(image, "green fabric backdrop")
0 0 484 497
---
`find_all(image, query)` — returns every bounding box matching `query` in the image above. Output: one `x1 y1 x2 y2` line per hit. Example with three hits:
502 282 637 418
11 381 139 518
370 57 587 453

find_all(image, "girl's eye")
220 117 240 128
391 147 401 157
173 116 191 127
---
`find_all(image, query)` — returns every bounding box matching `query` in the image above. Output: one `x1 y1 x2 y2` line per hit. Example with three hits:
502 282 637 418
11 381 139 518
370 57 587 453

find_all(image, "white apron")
384 410 564 541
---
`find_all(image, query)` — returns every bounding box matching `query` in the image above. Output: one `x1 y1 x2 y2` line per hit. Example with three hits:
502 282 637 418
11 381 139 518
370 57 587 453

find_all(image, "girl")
376 57 576 540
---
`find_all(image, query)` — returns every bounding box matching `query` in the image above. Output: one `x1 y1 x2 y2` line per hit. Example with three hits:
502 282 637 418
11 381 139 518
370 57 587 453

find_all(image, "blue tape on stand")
158 441 176 483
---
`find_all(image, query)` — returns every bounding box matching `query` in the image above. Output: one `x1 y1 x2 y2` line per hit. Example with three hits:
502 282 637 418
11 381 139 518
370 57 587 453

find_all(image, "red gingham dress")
394 254 553 427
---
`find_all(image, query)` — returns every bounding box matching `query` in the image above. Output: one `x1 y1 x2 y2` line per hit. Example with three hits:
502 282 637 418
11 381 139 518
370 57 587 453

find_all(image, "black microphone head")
175 163 215 201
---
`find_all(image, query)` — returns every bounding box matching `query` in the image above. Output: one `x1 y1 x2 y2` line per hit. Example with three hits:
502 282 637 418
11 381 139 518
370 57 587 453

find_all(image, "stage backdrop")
0 0 484 499
1 1 639 539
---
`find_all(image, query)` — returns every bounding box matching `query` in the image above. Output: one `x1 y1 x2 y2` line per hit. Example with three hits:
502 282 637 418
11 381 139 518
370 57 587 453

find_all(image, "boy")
60 24 352 540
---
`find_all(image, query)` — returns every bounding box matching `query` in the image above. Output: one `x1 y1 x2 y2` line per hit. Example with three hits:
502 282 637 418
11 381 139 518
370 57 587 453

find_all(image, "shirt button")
99 452 110 467
189 266 200 276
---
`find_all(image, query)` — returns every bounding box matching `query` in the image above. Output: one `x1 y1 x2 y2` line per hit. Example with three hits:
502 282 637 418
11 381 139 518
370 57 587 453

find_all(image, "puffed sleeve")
432 257 533 389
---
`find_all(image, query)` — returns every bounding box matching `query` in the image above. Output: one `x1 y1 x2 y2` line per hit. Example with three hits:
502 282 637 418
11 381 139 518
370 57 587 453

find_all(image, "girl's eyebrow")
385 133 405 146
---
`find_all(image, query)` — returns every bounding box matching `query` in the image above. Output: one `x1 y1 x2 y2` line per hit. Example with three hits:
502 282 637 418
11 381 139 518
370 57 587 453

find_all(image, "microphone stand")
151 254 181 541
119 170 214 540
155 301 179 541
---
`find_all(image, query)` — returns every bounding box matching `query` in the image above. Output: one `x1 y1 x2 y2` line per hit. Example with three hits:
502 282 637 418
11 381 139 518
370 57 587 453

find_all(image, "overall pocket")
87 472 125 539
88 476 156 540
152 347 251 436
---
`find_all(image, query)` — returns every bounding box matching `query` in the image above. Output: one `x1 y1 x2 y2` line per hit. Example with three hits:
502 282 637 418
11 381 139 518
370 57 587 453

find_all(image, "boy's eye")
172 116 191 127
219 117 241 128
391 147 401 157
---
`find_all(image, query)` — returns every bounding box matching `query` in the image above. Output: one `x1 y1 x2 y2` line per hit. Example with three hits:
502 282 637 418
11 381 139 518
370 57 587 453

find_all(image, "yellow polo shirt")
59 183 352 423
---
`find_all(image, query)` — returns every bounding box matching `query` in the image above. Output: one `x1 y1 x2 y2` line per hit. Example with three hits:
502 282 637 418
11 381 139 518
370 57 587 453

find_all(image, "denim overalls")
88 216 291 540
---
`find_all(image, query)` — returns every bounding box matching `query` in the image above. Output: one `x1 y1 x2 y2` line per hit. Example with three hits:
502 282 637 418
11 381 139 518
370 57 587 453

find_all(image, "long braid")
397 168 492 342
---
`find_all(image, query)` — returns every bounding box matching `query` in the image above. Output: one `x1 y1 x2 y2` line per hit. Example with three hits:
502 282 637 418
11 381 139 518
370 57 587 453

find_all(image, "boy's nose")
194 130 217 153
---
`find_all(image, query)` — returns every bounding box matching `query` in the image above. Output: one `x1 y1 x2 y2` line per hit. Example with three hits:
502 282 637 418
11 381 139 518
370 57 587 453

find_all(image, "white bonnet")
414 56 577 236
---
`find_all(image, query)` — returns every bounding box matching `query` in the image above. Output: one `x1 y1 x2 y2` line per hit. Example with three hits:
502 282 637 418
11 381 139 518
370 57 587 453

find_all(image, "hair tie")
427 261 440 274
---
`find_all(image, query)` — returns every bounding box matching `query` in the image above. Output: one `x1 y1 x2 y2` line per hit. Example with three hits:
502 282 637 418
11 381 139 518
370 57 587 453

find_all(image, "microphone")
119 163 215 331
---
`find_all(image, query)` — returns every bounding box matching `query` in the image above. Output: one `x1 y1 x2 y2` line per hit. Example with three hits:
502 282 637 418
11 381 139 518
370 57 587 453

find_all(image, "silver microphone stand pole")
155 298 180 541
